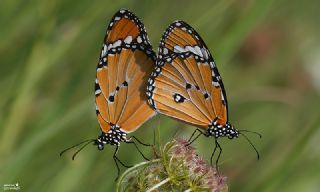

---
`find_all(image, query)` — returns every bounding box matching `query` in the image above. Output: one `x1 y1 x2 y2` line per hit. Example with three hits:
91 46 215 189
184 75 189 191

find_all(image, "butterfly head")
93 137 105 150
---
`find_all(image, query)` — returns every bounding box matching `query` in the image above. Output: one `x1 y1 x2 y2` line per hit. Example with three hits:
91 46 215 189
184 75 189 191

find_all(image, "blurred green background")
1 0 319 191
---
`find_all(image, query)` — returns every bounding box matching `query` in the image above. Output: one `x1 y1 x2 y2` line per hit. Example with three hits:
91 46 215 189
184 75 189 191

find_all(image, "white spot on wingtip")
220 91 225 102
212 80 219 87
163 48 168 55
107 44 112 50
112 40 121 48
186 46 203 57
124 36 133 44
101 44 107 57
137 36 142 43
202 48 209 60
174 45 185 53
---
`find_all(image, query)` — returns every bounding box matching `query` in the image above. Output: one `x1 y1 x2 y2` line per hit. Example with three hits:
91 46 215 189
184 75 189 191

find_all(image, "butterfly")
60 9 156 178
146 20 261 167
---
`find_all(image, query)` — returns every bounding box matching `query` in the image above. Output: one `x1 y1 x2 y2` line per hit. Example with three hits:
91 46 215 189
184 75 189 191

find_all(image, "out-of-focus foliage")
0 0 319 191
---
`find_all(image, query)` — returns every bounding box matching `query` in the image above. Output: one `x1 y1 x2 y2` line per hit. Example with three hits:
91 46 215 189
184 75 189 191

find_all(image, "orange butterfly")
94 9 156 150
61 9 156 178
147 21 260 166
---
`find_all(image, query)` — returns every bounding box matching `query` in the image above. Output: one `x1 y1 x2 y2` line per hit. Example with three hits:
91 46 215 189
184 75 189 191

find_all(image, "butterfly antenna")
239 130 262 138
60 139 95 156
71 140 95 160
239 133 260 160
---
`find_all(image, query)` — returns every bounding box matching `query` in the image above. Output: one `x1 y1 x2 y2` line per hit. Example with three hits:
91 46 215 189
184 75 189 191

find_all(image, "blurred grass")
1 0 320 191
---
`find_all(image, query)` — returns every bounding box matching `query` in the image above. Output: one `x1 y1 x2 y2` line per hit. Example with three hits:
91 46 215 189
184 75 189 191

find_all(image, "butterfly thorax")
94 124 128 150
207 121 239 139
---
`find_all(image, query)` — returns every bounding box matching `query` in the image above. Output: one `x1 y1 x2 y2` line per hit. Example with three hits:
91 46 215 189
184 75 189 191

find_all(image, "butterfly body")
207 120 238 139
94 124 128 150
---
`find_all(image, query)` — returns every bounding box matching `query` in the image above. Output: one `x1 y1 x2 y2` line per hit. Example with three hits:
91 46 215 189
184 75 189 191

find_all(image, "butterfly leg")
113 145 121 181
188 129 198 142
210 142 218 166
125 140 150 161
113 145 132 181
131 136 151 146
214 139 222 171
187 129 205 146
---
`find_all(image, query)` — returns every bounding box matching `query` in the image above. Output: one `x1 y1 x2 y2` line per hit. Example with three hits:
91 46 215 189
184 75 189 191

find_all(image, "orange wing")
95 9 156 134
147 21 228 130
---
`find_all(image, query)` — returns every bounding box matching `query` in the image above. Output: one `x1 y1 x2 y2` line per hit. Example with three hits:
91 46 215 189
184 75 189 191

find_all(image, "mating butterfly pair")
61 9 260 176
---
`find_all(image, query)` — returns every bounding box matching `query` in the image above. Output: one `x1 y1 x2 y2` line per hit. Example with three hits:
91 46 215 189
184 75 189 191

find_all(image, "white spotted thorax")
207 121 239 139
94 124 129 150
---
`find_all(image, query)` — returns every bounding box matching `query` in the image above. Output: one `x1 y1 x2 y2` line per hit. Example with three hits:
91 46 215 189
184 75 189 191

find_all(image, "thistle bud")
116 138 228 192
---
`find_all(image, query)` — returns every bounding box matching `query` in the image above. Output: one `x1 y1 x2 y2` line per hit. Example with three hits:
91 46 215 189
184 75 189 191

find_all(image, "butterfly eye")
98 144 104 150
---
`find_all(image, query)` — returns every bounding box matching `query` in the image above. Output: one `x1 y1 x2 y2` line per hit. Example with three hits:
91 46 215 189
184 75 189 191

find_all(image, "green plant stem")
116 159 161 192
146 177 171 192
157 115 162 152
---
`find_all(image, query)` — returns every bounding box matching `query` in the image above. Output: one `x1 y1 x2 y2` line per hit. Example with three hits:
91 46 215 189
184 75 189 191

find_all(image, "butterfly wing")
95 9 156 134
147 21 228 128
